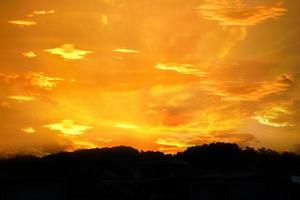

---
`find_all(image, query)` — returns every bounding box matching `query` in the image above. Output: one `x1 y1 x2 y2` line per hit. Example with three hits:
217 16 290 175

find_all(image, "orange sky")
1 0 300 156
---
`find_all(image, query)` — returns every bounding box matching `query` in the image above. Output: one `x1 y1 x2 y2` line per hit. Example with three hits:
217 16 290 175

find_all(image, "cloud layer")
0 0 299 156
198 0 286 26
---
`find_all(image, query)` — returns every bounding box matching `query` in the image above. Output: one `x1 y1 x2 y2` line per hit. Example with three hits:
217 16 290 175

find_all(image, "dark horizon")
1 142 300 160
1 142 300 177
0 142 300 199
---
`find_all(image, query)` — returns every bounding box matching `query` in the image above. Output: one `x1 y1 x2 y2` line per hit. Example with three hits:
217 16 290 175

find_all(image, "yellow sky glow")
0 0 299 156
21 127 36 134
22 51 37 58
8 20 37 26
44 44 92 60
115 124 141 129
7 95 36 102
113 48 141 53
44 120 92 136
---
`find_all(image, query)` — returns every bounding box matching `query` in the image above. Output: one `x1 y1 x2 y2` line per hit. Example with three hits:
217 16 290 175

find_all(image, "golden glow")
198 0 286 26
33 10 55 15
0 0 299 156
44 44 92 60
253 106 293 128
115 123 141 129
101 15 108 25
25 72 63 90
21 127 36 134
8 20 37 26
22 51 37 58
0 73 19 83
8 95 36 102
155 63 207 76
27 10 55 17
44 120 92 135
156 138 187 148
113 48 141 53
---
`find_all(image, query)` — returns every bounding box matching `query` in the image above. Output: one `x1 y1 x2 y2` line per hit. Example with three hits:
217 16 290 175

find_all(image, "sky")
1 0 300 157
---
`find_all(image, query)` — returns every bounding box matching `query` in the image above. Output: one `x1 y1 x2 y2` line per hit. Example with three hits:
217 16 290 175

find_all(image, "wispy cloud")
22 51 37 58
44 120 92 135
155 63 207 77
44 44 92 60
25 72 64 91
28 10 55 17
156 129 258 153
198 0 286 26
21 127 36 134
114 123 141 129
56 135 97 152
253 106 293 127
0 72 64 91
114 48 141 53
7 95 36 102
8 20 37 27
197 75 292 101
0 73 19 83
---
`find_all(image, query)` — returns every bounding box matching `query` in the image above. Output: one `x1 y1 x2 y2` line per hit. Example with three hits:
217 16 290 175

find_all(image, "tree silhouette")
0 143 300 200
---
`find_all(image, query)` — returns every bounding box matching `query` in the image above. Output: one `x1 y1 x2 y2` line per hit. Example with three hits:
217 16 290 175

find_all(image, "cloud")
198 0 287 26
113 48 141 53
115 123 141 129
25 72 64 91
156 138 187 148
7 95 36 102
198 75 292 101
0 72 64 91
209 130 259 145
101 14 108 25
253 107 293 127
156 129 258 153
44 120 92 135
155 63 207 77
22 51 37 58
21 127 36 134
28 10 55 17
0 73 19 83
44 44 92 60
156 138 187 153
8 20 37 27
146 83 246 130
56 135 97 152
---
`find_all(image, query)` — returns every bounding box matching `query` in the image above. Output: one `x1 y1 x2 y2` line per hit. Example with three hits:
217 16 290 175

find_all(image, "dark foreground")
0 143 300 200
1 175 300 200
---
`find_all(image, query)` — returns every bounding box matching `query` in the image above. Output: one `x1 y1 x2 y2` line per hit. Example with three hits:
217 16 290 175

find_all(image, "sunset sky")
1 0 300 157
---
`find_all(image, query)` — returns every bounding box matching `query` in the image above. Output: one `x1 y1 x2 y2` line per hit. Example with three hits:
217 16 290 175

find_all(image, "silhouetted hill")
0 143 300 200
1 143 300 179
